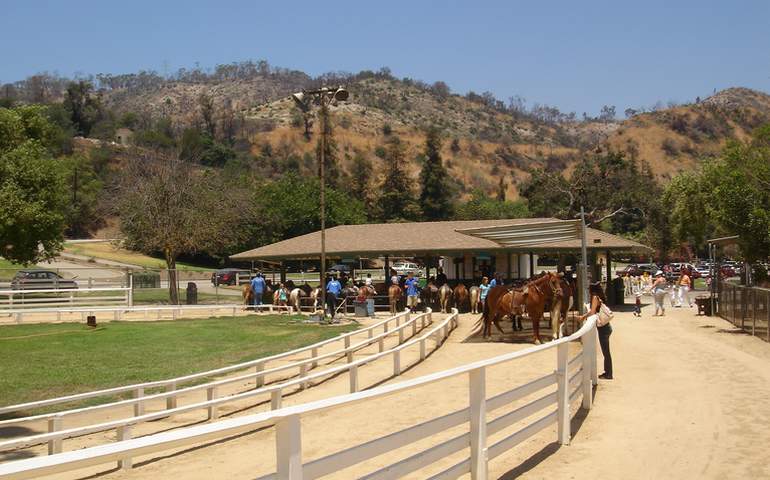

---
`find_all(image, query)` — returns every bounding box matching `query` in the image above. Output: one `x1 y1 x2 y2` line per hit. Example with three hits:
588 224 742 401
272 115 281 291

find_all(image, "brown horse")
420 282 439 309
547 276 574 339
521 272 564 344
453 284 469 312
388 284 403 314
242 284 254 309
480 286 525 338
438 284 453 313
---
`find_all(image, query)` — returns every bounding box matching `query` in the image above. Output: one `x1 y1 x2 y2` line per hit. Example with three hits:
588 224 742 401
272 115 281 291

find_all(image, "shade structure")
456 219 582 248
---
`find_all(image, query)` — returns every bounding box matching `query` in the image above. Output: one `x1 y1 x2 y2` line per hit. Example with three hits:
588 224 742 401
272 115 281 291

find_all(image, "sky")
2 0 769 115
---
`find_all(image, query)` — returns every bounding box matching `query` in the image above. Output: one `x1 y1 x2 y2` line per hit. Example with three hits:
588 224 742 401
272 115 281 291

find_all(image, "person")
365 273 373 288
678 270 693 307
652 270 668 316
489 273 498 289
641 271 653 293
326 275 342 320
390 268 399 287
404 272 420 312
277 283 288 313
436 267 448 287
479 276 490 311
634 291 642 317
580 282 613 380
250 272 266 308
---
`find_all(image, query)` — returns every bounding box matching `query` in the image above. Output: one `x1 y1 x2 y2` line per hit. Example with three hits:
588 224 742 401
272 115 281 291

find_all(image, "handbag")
597 301 614 327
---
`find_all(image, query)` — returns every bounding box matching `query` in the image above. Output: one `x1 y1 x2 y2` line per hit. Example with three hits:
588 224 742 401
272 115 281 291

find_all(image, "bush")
381 123 392 136
133 270 161 289
661 138 679 157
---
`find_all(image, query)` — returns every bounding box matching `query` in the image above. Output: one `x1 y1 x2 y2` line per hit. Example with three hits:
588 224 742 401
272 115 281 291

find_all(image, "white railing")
0 286 132 313
0 312 593 480
0 310 445 456
0 309 412 417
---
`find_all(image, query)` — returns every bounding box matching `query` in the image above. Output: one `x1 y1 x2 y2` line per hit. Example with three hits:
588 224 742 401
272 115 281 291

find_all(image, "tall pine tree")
419 127 454 220
315 103 341 189
379 136 419 222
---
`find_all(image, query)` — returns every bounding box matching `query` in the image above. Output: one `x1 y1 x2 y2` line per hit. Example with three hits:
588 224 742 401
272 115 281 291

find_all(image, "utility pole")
580 206 589 313
319 103 327 287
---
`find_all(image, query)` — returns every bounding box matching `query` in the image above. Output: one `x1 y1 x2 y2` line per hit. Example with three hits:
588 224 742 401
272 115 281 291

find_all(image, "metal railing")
0 312 595 480
718 282 770 342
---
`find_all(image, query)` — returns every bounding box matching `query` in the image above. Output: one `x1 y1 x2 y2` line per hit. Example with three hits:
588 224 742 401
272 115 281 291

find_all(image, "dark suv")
211 269 251 286
11 270 78 290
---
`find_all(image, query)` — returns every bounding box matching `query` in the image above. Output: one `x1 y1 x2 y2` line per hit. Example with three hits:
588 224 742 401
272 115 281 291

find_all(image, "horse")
420 282 439 309
547 276 574 339
520 272 564 344
388 284 403 314
289 288 306 313
310 287 324 310
242 284 254 309
469 286 481 314
358 285 377 299
438 284 453 313
453 284 469 312
480 286 524 338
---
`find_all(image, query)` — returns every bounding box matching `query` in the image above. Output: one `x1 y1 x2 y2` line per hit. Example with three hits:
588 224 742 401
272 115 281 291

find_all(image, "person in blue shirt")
250 272 265 308
489 273 498 289
326 275 342 320
479 276 491 313
404 272 420 312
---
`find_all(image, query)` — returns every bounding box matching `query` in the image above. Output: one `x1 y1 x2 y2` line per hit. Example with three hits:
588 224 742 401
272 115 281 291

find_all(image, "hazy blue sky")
2 0 769 115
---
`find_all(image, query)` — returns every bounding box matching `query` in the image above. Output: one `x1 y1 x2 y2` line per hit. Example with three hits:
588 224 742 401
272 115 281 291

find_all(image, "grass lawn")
0 258 25 281
0 315 356 413
63 242 213 272
131 288 238 304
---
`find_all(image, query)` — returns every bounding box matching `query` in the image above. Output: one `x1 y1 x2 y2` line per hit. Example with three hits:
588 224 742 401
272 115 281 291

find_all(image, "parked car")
393 262 421 277
211 268 251 286
11 270 78 290
615 263 659 277
328 264 351 274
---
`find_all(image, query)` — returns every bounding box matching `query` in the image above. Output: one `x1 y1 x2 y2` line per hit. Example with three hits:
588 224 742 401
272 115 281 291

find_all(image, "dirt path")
14 299 770 479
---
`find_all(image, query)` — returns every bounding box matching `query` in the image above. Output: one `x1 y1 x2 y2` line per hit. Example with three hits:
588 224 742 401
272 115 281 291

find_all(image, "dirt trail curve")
22 303 770 479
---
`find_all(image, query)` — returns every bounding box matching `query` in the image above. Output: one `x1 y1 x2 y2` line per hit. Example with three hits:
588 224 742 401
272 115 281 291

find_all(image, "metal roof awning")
456 220 582 248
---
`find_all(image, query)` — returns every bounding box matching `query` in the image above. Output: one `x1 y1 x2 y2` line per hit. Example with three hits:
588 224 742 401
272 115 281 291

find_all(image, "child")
278 283 288 313
634 291 642 317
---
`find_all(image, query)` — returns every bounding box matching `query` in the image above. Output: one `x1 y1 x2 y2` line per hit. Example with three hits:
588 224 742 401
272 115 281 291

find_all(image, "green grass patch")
130 288 231 305
0 258 25 281
63 242 212 272
0 315 356 413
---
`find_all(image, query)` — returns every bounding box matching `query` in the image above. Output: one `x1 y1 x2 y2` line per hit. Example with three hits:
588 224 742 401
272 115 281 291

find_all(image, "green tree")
63 81 103 137
316 104 341 188
59 155 104 238
418 127 454 220
455 190 529 220
0 107 67 263
349 152 374 215
379 136 420 222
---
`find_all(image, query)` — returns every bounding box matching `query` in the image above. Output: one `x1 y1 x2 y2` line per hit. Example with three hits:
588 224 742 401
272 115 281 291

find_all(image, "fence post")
378 337 385 352
582 330 594 410
349 364 359 393
752 289 757 337
766 292 770 343
256 362 265 388
393 350 401 376
469 367 488 480
47 415 62 455
556 341 570 445
344 335 351 349
276 414 303 480
420 339 426 361
398 323 405 343
299 364 308 390
166 382 177 409
133 387 145 417
207 387 219 419
128 272 133 308
271 390 282 410
311 347 319 369
117 425 132 469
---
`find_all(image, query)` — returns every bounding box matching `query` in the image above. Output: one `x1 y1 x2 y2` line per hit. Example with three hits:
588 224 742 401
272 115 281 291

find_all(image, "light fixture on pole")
290 86 349 288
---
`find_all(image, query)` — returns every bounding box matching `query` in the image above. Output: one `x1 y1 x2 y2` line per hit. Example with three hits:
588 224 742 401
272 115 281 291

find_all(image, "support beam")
384 255 390 286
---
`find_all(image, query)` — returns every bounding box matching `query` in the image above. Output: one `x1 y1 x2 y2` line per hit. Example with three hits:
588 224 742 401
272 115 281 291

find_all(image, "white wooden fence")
0 312 596 480
0 286 132 314
0 309 456 462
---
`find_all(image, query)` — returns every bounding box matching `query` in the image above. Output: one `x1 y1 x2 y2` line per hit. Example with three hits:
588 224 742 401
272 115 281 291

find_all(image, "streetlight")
291 86 349 287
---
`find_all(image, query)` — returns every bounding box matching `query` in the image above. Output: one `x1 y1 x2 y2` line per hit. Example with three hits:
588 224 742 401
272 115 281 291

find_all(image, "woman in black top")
580 282 613 380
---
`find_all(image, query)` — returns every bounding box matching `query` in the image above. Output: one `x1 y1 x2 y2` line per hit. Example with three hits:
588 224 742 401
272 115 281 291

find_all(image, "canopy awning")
456 219 582 248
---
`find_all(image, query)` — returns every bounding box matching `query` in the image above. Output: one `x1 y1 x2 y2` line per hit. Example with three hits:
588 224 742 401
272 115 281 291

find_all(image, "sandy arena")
7 299 770 480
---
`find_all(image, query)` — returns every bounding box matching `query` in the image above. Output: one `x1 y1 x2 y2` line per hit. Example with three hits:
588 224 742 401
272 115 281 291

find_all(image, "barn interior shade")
456 220 582 248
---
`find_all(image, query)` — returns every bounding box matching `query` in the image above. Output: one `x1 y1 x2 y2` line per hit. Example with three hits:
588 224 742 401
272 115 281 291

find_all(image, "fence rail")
718 282 770 342
0 312 596 480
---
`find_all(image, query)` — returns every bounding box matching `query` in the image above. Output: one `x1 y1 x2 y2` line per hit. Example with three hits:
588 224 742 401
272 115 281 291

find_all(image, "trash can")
612 277 625 306
186 282 198 305
354 299 375 317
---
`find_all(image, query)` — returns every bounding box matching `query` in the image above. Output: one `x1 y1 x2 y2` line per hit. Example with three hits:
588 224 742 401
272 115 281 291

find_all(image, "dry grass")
63 242 212 271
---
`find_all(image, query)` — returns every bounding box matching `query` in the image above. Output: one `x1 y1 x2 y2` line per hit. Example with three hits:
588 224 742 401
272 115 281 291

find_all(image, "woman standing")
580 282 613 380
678 270 692 307
478 276 490 312
652 271 668 316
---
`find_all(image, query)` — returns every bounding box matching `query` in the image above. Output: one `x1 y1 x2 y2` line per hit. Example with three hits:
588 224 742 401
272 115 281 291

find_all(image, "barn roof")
230 218 651 261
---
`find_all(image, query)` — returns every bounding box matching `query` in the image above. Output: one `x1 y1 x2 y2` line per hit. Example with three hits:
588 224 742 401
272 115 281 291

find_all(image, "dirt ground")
7 297 770 479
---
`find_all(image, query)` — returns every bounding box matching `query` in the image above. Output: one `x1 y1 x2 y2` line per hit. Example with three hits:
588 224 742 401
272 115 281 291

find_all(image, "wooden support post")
117 425 132 469
207 387 218 419
349 364 359 393
299 364 308 390
256 363 265 388
582 335 594 410
393 350 401 376
344 335 351 349
166 382 177 409
133 387 145 417
420 339 426 361
47 416 62 455
311 347 319 369
271 390 282 410
378 337 384 352
469 367 488 480
556 342 570 445
276 415 303 480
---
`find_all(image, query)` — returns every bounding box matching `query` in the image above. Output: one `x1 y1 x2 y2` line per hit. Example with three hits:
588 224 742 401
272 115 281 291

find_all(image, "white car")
393 262 421 277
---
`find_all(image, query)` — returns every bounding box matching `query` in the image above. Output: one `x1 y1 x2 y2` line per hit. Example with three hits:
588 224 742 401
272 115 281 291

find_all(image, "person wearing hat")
652 270 668 316
580 281 613 380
